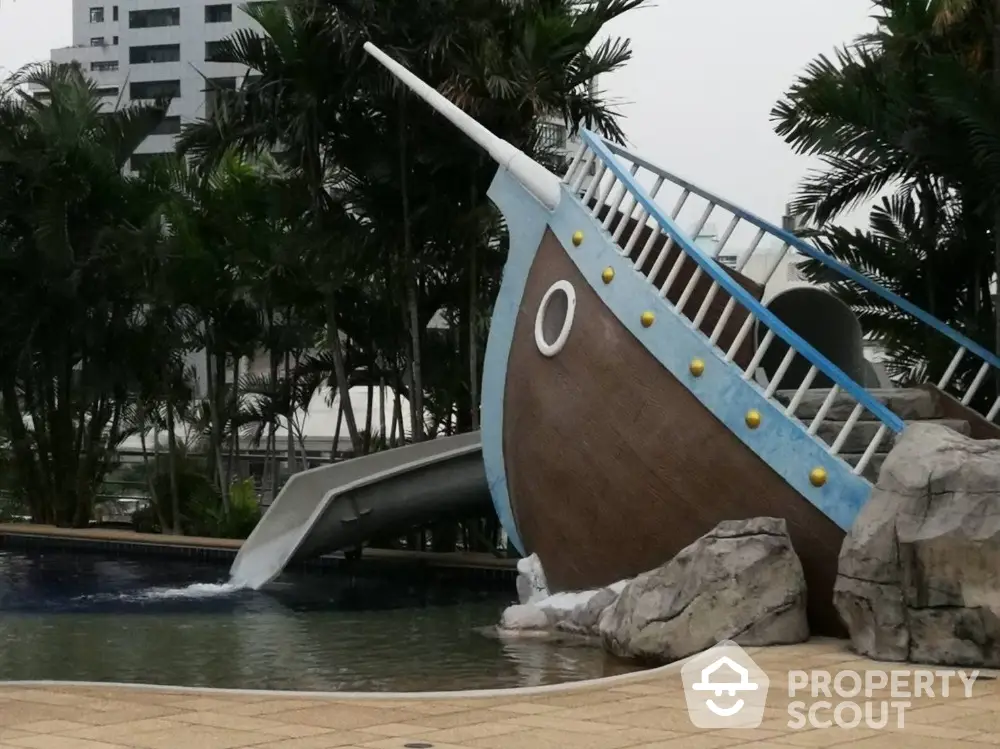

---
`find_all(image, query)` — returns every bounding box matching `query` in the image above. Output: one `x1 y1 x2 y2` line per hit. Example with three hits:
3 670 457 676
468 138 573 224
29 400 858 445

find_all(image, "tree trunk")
205 346 229 512
363 373 374 454
324 290 363 454
268 346 280 500
138 403 167 531
164 386 182 536
284 350 295 471
398 92 424 442
378 375 386 448
331 399 344 461
226 356 241 485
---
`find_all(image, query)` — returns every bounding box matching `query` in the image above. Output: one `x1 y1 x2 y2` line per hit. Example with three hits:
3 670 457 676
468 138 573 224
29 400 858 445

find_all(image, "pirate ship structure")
358 43 1000 633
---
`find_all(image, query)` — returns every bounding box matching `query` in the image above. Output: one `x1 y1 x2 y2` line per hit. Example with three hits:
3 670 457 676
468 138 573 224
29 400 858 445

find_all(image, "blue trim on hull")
480 169 553 554
548 189 873 530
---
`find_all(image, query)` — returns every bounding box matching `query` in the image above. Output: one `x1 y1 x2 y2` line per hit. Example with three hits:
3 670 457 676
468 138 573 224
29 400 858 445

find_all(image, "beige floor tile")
354 725 433 738
214 703 326 718
608 684 673 696
246 734 372 749
0 732 32 744
623 735 731 749
771 728 878 746
903 703 986 725
5 693 90 708
126 725 271 749
402 710 498 729
7 737 129 749
941 711 1000 734
253 725 333 739
501 714 620 733
264 708 416 732
171 713 292 733
704 727 786 742
604 708 702 733
357 739 473 749
550 701 653 720
531 691 625 708
9 724 90 735
60 720 189 742
848 734 980 748
421 721 523 742
465 727 637 749
483 703 561 715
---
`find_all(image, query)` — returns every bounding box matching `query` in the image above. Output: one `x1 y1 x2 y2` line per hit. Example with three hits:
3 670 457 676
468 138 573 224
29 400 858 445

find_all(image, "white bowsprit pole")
363 41 562 210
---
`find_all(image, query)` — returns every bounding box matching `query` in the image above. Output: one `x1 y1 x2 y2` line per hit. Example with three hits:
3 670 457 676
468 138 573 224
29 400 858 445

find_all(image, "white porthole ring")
534 280 577 357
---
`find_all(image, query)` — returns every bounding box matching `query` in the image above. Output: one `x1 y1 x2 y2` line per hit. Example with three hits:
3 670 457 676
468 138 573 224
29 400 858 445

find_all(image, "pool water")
0 549 636 691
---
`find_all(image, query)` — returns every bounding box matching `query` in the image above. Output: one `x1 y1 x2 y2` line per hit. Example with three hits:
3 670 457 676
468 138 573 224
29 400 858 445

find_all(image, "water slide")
229 432 490 589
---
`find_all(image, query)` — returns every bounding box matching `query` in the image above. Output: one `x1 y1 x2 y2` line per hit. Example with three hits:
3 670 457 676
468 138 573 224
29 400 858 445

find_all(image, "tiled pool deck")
2 640 998 749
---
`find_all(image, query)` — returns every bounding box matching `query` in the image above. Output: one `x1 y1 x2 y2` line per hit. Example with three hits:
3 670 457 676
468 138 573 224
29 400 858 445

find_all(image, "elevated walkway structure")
229 432 489 589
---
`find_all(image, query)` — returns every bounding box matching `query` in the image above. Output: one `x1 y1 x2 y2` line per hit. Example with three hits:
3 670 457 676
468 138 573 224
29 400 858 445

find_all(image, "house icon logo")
681 640 770 728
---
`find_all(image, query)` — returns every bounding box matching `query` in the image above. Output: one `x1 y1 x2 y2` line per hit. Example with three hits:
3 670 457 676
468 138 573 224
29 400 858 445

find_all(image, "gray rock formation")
599 517 809 663
834 422 1000 668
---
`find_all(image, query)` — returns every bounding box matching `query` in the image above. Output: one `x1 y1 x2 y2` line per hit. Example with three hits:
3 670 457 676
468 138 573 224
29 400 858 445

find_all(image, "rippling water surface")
0 549 636 691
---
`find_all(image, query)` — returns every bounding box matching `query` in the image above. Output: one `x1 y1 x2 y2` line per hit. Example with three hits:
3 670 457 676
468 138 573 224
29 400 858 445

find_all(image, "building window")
130 80 181 100
537 122 567 152
89 6 104 22
95 85 118 98
152 116 181 136
718 254 738 269
91 60 119 72
129 8 180 28
130 44 181 64
205 4 232 22
205 41 228 62
90 36 105 46
112 35 118 45
112 5 118 21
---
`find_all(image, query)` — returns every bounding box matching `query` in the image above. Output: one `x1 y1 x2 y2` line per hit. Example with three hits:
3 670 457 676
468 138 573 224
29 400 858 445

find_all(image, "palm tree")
0 61 169 525
770 0 1000 392
178 0 644 442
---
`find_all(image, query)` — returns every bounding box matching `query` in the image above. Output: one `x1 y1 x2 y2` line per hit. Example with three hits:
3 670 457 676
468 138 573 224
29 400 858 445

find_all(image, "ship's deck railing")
596 139 1000 422
565 131 906 478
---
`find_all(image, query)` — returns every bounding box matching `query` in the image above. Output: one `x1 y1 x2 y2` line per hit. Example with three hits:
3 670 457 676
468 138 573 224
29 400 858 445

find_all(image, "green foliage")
0 0 642 534
188 479 262 539
772 0 1000 392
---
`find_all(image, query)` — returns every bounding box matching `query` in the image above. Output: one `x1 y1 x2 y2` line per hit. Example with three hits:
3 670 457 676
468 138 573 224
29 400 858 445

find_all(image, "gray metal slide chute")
230 431 488 589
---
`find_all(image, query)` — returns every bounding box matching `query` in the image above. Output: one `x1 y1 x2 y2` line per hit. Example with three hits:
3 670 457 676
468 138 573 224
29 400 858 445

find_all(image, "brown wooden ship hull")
501 228 846 634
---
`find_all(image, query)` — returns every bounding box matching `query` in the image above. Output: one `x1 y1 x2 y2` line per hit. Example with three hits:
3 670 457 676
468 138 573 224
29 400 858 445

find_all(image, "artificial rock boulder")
834 422 1000 668
499 584 625 639
599 517 809 663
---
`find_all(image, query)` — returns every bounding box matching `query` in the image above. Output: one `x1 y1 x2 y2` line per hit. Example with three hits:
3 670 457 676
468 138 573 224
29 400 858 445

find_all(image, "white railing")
563 135 907 479
595 139 1000 427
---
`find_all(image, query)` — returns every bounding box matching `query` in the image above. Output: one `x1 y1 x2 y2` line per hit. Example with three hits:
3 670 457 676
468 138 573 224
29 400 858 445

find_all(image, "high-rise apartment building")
45 0 259 168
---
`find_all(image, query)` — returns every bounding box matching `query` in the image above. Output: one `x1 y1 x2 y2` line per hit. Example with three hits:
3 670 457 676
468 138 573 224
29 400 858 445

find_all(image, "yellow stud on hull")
689 358 705 377
745 409 761 429
809 467 828 487
640 311 655 328
571 230 584 247
601 267 615 284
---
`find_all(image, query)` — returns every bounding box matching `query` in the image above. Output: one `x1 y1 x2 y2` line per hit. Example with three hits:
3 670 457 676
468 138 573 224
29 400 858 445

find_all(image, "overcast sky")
0 0 877 230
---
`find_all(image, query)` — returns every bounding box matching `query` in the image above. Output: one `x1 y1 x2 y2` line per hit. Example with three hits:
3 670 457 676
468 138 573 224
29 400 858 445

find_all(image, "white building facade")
47 0 258 167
